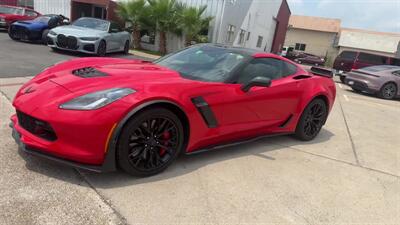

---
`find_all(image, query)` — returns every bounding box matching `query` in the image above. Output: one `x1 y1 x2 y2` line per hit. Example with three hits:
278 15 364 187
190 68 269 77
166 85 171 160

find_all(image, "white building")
337 28 400 58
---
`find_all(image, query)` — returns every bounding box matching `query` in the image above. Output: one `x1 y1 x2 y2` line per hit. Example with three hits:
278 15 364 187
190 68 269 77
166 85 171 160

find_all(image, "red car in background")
333 50 400 83
0 5 40 29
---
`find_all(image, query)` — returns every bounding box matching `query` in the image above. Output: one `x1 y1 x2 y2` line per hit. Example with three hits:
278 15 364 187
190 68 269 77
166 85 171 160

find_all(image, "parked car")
294 54 325 66
47 17 131 56
333 50 400 83
10 44 336 177
345 65 400 100
0 5 40 29
8 14 69 43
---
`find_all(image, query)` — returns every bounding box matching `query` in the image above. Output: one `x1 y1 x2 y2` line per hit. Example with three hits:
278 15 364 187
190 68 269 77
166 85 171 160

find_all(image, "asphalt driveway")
0 31 399 225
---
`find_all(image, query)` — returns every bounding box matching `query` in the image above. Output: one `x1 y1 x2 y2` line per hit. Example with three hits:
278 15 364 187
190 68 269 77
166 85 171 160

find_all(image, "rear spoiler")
309 67 333 78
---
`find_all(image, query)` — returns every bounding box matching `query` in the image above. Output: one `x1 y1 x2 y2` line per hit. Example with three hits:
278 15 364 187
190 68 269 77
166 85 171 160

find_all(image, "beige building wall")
338 46 395 58
284 28 338 58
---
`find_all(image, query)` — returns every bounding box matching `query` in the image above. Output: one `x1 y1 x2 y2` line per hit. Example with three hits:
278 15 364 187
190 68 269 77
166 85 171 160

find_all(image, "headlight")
49 30 57 35
59 88 135 110
80 37 100 41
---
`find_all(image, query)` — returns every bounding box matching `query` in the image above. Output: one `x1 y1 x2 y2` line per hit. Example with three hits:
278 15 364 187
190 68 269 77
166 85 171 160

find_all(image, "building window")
246 32 250 41
295 43 306 51
256 36 263 48
226 24 235 43
238 29 246 45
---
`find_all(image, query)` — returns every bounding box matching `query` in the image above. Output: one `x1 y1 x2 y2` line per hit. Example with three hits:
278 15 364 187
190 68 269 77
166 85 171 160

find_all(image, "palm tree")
117 0 147 49
147 0 179 55
178 5 213 47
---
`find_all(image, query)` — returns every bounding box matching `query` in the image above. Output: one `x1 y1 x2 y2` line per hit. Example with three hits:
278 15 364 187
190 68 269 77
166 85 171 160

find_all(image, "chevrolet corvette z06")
11 44 336 176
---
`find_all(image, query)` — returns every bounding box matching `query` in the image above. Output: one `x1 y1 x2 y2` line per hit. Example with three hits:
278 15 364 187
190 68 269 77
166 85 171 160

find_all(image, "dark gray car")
345 65 400 99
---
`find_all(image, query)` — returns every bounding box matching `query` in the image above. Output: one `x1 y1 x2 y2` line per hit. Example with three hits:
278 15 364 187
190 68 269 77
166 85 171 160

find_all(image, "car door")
108 22 123 51
204 57 303 138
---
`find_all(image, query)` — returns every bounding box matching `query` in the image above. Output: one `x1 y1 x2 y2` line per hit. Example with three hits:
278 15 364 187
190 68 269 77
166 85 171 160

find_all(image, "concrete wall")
34 0 71 17
338 46 396 58
284 28 337 57
338 29 400 55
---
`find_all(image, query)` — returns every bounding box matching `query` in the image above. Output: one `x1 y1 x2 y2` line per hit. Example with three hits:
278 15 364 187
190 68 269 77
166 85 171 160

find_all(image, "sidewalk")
129 50 161 60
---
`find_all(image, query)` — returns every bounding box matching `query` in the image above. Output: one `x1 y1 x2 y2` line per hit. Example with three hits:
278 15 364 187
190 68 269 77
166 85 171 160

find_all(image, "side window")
338 51 357 60
25 10 38 17
237 58 292 84
358 53 387 64
109 22 121 33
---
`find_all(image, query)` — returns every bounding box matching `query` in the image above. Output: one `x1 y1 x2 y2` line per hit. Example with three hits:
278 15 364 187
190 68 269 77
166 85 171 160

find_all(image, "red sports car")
11 44 336 176
0 5 40 29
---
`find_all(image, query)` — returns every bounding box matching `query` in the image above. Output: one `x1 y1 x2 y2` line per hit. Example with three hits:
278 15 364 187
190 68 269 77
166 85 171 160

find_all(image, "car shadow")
17 128 334 187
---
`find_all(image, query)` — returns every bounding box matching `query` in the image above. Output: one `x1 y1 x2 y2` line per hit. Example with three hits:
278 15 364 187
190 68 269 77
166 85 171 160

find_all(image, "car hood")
25 58 187 94
12 20 48 29
51 25 106 37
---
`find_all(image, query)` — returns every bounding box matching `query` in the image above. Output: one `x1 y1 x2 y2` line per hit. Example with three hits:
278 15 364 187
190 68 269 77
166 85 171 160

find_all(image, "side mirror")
241 76 272 92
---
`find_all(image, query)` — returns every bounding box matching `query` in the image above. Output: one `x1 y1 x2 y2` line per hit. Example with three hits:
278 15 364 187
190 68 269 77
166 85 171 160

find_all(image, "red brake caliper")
159 131 171 156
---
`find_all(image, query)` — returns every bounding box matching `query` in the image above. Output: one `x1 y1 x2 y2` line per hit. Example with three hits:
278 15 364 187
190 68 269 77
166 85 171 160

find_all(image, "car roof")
76 17 110 23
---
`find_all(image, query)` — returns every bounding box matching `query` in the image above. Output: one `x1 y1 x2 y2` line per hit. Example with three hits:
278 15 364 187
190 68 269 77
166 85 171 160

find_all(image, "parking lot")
0 30 399 225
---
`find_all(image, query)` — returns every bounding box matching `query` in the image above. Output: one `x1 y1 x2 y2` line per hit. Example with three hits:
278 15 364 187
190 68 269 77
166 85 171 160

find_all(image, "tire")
351 87 362 93
117 107 185 176
8 28 20 41
41 29 49 44
294 98 327 141
378 82 397 100
340 76 346 83
97 40 107 57
123 40 130 54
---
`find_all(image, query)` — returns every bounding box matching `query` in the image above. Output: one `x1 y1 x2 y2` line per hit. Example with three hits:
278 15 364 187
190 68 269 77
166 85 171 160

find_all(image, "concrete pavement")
1 75 399 225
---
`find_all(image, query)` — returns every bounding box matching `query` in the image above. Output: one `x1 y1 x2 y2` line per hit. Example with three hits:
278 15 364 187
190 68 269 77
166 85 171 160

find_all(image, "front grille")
72 67 108 78
57 35 78 49
17 111 57 141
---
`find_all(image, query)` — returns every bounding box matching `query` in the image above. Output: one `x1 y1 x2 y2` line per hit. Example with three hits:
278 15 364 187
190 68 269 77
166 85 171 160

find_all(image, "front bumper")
47 33 99 54
10 121 117 173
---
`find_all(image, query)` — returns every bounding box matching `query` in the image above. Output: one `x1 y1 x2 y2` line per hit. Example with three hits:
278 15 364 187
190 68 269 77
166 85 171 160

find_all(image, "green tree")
117 0 147 50
178 5 213 46
147 0 180 55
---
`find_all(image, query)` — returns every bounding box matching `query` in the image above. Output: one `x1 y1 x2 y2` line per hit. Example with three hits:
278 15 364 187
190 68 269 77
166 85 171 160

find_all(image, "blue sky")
287 0 400 33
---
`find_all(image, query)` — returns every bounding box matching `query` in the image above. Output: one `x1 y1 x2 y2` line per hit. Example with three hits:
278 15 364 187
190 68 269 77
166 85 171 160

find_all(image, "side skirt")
186 132 293 155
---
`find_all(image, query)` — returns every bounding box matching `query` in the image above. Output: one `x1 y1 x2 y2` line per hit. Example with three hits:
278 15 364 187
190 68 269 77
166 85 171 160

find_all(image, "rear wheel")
41 29 49 44
97 40 107 56
123 40 130 54
378 82 397 100
340 76 346 83
351 87 362 93
117 107 185 176
294 99 327 141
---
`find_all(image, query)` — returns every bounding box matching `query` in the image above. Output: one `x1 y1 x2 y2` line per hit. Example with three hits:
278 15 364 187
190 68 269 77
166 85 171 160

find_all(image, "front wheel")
8 28 20 41
117 107 185 176
294 99 327 141
340 76 346 83
378 83 397 100
97 40 107 56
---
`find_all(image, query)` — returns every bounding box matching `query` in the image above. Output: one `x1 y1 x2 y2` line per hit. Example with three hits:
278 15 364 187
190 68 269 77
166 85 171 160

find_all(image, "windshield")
72 18 109 31
0 6 23 15
155 45 249 82
33 15 52 23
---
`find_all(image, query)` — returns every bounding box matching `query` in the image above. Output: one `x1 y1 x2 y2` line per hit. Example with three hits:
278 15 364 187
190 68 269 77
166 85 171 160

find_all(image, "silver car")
47 17 131 56
345 65 400 100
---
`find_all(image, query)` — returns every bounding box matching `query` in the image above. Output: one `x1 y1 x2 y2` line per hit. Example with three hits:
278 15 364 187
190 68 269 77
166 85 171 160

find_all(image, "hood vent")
72 67 108 78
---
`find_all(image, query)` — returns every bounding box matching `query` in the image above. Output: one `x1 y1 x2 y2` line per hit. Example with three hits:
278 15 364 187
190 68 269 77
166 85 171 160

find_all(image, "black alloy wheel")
8 28 20 40
117 107 184 176
379 83 397 100
295 99 327 141
41 29 49 44
123 40 130 54
97 40 107 56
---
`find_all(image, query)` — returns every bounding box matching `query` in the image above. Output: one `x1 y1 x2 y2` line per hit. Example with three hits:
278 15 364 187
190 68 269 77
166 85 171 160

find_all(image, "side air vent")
72 67 108 78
